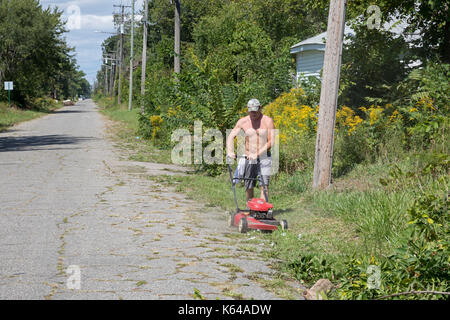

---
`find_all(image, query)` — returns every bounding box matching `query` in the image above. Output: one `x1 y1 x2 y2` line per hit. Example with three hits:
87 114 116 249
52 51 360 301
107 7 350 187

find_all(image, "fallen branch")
376 290 450 300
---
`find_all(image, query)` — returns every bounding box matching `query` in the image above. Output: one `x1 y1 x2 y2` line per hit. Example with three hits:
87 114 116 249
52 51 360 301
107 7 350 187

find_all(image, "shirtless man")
227 99 275 201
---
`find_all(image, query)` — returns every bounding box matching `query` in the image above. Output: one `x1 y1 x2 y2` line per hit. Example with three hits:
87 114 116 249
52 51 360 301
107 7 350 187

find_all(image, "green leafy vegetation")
95 0 449 299
0 99 62 132
0 0 91 108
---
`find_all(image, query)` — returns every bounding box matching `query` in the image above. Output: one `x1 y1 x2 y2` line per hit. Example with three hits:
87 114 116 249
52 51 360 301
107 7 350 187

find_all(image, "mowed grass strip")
0 103 61 132
96 96 171 164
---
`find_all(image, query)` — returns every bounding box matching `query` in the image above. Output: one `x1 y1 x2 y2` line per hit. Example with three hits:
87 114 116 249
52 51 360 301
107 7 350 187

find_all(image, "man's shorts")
243 156 272 190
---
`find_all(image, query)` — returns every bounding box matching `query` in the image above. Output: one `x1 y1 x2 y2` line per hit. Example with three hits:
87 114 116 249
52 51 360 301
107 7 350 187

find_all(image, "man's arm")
257 118 275 158
226 120 243 158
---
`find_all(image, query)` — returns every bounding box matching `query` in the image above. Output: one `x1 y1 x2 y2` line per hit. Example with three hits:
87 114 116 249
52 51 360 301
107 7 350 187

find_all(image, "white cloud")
80 15 114 31
40 0 147 85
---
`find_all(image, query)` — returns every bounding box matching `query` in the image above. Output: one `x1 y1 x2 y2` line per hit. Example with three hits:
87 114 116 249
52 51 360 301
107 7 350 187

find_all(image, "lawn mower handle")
226 155 262 184
226 156 269 210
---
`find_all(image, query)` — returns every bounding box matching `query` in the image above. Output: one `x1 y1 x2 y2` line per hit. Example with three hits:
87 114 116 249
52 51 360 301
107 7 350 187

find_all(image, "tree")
386 0 449 63
339 19 413 108
346 0 449 63
0 0 89 105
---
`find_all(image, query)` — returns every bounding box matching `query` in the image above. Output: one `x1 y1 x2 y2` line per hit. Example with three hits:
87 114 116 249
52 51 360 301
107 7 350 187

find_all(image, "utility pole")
94 30 118 98
109 53 116 97
104 65 108 96
114 4 130 106
115 40 120 98
128 0 136 111
174 0 181 74
119 6 124 106
102 59 115 97
140 0 149 114
312 0 347 190
104 52 119 97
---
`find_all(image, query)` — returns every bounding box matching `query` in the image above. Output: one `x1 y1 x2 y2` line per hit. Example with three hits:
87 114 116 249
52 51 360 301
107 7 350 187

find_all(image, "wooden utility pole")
174 0 181 74
114 4 130 105
312 0 347 190
113 5 125 105
109 53 115 97
103 65 108 96
115 41 120 98
106 52 117 97
128 0 135 111
140 0 149 114
119 21 123 105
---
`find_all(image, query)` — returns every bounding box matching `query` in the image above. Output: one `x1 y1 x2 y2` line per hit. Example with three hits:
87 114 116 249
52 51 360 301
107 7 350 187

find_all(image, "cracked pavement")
0 100 302 300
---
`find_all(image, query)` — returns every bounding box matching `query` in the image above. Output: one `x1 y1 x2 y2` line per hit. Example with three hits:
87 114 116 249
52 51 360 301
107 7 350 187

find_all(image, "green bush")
278 133 315 174
31 97 57 111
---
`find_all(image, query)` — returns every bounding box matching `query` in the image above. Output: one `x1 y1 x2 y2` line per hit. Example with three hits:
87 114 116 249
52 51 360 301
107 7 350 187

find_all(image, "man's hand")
227 152 236 159
226 153 236 164
248 152 258 161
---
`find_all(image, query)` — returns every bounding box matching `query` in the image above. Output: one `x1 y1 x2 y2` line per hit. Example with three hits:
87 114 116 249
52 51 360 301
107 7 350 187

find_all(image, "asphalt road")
0 100 302 300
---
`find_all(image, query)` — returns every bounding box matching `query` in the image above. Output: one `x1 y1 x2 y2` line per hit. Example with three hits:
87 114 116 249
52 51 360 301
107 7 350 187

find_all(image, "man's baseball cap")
247 99 261 112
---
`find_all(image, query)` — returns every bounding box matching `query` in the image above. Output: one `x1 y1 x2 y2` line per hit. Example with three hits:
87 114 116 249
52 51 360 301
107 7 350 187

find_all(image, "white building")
290 26 355 80
290 19 419 82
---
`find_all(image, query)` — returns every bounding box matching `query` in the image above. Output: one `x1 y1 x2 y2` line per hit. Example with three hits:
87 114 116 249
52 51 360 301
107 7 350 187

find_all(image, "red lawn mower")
227 156 288 233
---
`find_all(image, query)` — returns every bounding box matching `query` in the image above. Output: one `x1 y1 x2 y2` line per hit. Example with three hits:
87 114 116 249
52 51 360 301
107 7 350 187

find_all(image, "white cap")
247 99 261 112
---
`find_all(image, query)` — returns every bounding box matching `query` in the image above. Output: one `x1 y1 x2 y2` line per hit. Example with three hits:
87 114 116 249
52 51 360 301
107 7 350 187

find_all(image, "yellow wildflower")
150 115 163 126
150 115 163 139
389 110 402 122
368 106 384 125
416 96 436 111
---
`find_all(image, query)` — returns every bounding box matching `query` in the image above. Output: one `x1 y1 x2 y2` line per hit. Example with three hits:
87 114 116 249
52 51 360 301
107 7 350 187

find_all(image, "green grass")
151 171 362 276
149 157 429 287
95 94 441 291
136 280 147 287
307 189 414 253
99 100 140 131
95 96 171 164
0 102 61 132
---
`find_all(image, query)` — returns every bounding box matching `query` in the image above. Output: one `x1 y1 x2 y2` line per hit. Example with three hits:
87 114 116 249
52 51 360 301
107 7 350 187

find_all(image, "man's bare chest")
241 121 269 139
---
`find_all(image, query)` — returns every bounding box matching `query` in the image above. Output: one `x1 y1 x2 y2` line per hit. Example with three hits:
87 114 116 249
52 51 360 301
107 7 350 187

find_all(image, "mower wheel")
227 212 235 227
238 217 248 233
280 220 288 231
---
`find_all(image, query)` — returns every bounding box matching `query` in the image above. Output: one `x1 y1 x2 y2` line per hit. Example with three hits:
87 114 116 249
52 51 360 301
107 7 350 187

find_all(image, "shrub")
333 155 449 300
31 97 57 111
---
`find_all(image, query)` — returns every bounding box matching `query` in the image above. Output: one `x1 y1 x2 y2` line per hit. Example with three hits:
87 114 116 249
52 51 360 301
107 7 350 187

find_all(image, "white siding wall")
296 50 324 80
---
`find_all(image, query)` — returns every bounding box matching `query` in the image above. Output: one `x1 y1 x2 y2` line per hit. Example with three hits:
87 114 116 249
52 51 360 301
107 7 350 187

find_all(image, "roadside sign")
4 82 13 108
4 81 13 91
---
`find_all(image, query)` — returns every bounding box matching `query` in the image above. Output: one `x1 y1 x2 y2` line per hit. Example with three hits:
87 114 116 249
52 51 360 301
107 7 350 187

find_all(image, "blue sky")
41 0 144 86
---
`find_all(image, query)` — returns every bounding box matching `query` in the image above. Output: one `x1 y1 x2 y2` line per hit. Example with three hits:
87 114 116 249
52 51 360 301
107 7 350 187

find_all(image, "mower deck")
227 199 288 233
226 158 288 233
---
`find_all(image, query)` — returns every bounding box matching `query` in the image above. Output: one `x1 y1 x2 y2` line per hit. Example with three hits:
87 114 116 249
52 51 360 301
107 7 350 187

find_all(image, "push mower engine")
247 198 274 219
